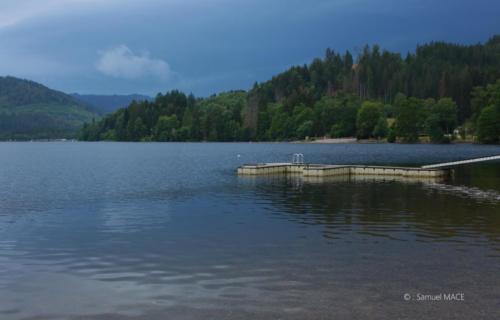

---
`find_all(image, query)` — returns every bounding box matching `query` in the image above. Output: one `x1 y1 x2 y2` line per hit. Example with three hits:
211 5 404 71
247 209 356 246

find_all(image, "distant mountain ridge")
71 93 152 114
0 76 99 140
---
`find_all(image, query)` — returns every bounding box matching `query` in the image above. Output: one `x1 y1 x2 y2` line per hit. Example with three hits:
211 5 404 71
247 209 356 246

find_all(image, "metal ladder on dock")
292 153 304 165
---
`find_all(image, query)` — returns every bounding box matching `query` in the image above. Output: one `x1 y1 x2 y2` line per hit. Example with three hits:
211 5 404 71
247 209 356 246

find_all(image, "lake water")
1 142 500 319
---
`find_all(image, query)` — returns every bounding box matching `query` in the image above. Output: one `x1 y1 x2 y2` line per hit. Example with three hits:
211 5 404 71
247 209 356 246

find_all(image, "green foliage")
154 115 178 141
292 104 313 129
477 105 500 143
395 97 423 143
313 95 359 138
472 80 500 143
425 114 446 143
373 117 388 139
387 125 396 143
424 98 458 143
471 80 500 122
268 103 294 140
296 120 314 139
356 101 382 139
433 98 458 133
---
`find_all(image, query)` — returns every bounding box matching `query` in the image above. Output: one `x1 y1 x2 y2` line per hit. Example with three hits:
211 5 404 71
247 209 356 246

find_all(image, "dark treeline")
81 91 251 142
81 36 500 143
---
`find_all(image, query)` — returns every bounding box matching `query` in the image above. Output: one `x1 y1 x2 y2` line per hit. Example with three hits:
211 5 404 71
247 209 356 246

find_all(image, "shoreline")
292 137 480 144
0 137 486 145
291 137 358 144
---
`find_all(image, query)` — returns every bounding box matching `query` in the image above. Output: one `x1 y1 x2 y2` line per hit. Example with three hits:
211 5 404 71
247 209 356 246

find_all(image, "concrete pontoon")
237 154 500 179
237 163 448 178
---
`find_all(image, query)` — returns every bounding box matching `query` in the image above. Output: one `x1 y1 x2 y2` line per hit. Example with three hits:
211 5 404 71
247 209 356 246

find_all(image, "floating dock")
237 163 448 178
238 154 500 179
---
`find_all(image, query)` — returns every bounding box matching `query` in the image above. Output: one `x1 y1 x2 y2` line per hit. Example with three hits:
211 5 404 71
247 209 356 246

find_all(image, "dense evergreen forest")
81 36 500 143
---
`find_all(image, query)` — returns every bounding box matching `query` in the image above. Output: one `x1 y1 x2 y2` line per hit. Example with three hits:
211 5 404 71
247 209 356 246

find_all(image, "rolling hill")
0 76 99 140
71 93 152 114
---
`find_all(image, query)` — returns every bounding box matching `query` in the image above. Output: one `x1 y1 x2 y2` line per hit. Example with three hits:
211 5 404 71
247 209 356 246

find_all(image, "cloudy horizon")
0 0 499 97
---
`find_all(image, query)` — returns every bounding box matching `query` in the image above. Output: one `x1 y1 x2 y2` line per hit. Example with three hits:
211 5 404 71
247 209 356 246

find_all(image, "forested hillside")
0 77 99 140
80 36 500 143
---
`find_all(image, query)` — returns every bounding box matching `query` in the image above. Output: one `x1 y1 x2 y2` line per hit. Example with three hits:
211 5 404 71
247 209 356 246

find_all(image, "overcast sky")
0 0 498 96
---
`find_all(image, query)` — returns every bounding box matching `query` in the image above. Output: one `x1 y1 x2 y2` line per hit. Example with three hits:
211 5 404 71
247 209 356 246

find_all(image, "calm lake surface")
1 142 500 319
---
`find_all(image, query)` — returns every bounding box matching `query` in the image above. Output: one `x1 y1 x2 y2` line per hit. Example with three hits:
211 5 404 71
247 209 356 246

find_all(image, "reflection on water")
239 170 500 246
0 142 500 319
241 171 449 184
423 182 500 203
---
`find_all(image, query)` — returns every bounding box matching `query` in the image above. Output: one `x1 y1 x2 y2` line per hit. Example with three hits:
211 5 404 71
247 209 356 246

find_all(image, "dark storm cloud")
0 0 498 96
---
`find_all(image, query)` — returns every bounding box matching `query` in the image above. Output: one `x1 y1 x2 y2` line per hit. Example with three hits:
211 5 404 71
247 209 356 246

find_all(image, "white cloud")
96 45 171 80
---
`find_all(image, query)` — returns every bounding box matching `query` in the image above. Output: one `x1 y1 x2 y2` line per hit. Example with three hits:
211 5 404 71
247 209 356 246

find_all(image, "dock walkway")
421 155 500 169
